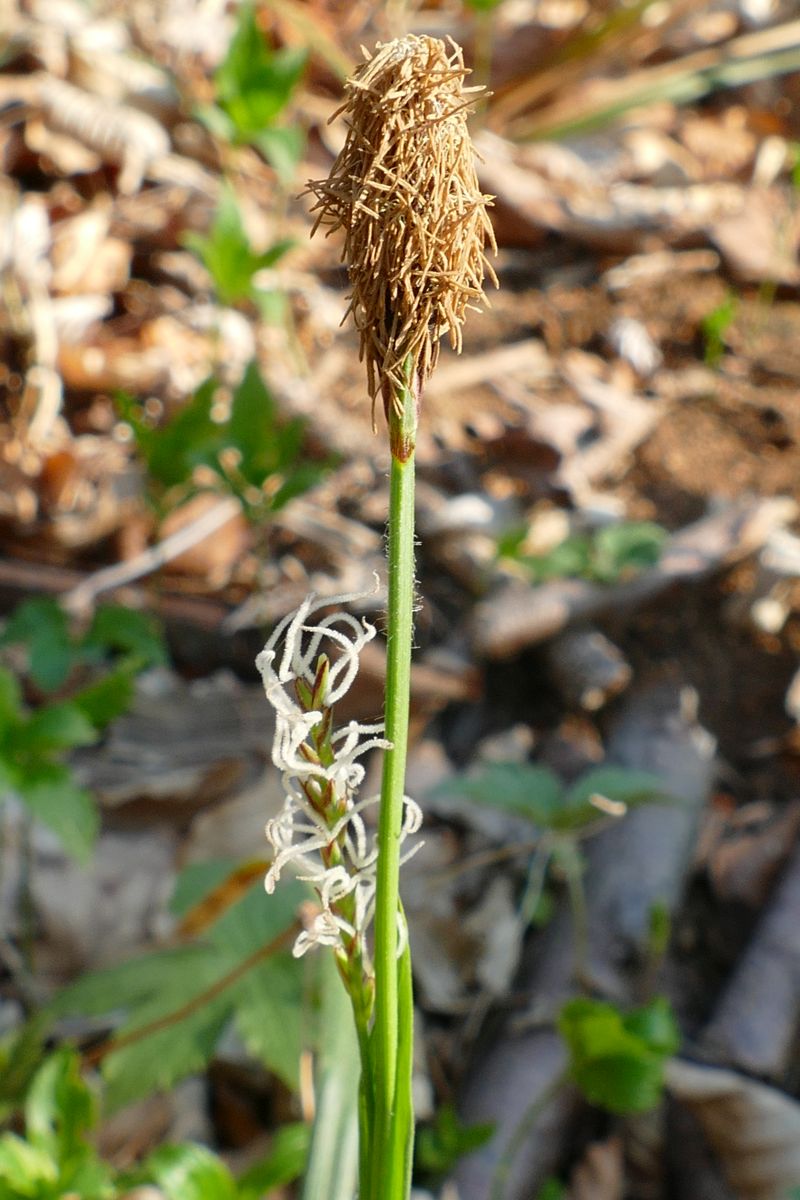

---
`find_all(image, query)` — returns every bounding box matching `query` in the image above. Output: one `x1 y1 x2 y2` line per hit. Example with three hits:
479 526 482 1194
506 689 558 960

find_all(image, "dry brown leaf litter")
306 35 497 419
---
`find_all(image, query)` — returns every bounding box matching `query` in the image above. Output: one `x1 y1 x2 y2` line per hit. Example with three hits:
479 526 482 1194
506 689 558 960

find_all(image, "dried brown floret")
306 35 497 420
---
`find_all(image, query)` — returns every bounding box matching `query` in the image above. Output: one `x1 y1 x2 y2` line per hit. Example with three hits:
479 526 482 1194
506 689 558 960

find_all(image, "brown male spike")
306 35 497 422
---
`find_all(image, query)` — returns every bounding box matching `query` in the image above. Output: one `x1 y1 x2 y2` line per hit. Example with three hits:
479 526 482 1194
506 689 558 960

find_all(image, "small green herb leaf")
558 996 680 1114
415 1105 495 1177
17 765 98 862
438 761 564 825
237 1122 310 1198
141 1143 236 1200
0 598 75 693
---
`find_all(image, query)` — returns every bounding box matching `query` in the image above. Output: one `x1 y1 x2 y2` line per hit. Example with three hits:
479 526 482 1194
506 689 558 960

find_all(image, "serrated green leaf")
142 1143 236 1200
15 703 98 756
438 761 564 826
237 1122 309 1198
52 865 307 1107
17 765 98 862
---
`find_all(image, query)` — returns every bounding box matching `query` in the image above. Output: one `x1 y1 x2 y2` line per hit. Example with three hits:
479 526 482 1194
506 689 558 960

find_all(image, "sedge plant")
257 36 495 1200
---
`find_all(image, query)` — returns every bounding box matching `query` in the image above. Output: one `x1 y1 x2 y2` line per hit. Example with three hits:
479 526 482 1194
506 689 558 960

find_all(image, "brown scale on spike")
306 35 497 423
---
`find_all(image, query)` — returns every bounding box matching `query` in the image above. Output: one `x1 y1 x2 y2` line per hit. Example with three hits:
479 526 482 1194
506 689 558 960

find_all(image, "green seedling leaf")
120 363 328 517
255 126 305 185
184 183 275 307
13 703 97 756
561 766 669 828
51 863 306 1109
25 1050 94 1167
702 292 737 367
525 535 593 582
558 996 680 1114
84 606 167 668
237 1122 310 1198
214 5 306 139
590 521 666 582
415 1105 494 1177
0 667 23 727
72 662 137 730
17 765 98 862
498 522 667 585
5 1050 114 1200
141 1143 236 1200
535 1181 567 1200
0 598 75 693
438 761 564 826
0 1133 57 1196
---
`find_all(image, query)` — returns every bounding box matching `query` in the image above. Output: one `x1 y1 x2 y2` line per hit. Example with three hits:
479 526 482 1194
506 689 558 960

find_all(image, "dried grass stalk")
307 35 497 419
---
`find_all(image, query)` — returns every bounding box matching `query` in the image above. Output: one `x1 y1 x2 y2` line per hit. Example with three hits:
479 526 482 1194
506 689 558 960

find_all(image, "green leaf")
71 663 137 730
437 761 564 826
535 1181 567 1200
83 606 167 668
214 6 306 138
0 599 75 692
702 292 737 367
415 1105 495 1177
558 996 680 1114
564 767 669 818
590 521 666 582
15 703 98 756
142 1143 236 1200
0 668 22 729
184 183 266 306
255 126 305 184
0 1133 57 1196
25 1050 95 1169
17 765 98 862
143 377 220 488
237 1122 310 1198
50 864 307 1108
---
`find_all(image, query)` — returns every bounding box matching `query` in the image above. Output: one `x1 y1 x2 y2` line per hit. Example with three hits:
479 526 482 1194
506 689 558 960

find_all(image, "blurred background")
2 1 800 1198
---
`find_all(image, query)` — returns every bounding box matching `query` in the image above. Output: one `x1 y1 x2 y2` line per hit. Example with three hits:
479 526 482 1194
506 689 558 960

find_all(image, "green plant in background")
0 1046 309 1200
415 1105 494 1181
702 292 737 367
497 520 667 585
118 360 328 520
0 600 166 860
47 861 308 1111
198 3 306 183
558 995 679 1114
440 760 669 976
500 996 679 1200
183 183 293 318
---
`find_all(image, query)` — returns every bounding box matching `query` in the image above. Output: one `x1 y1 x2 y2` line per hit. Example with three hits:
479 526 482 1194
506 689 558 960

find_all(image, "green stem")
370 361 418 1198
